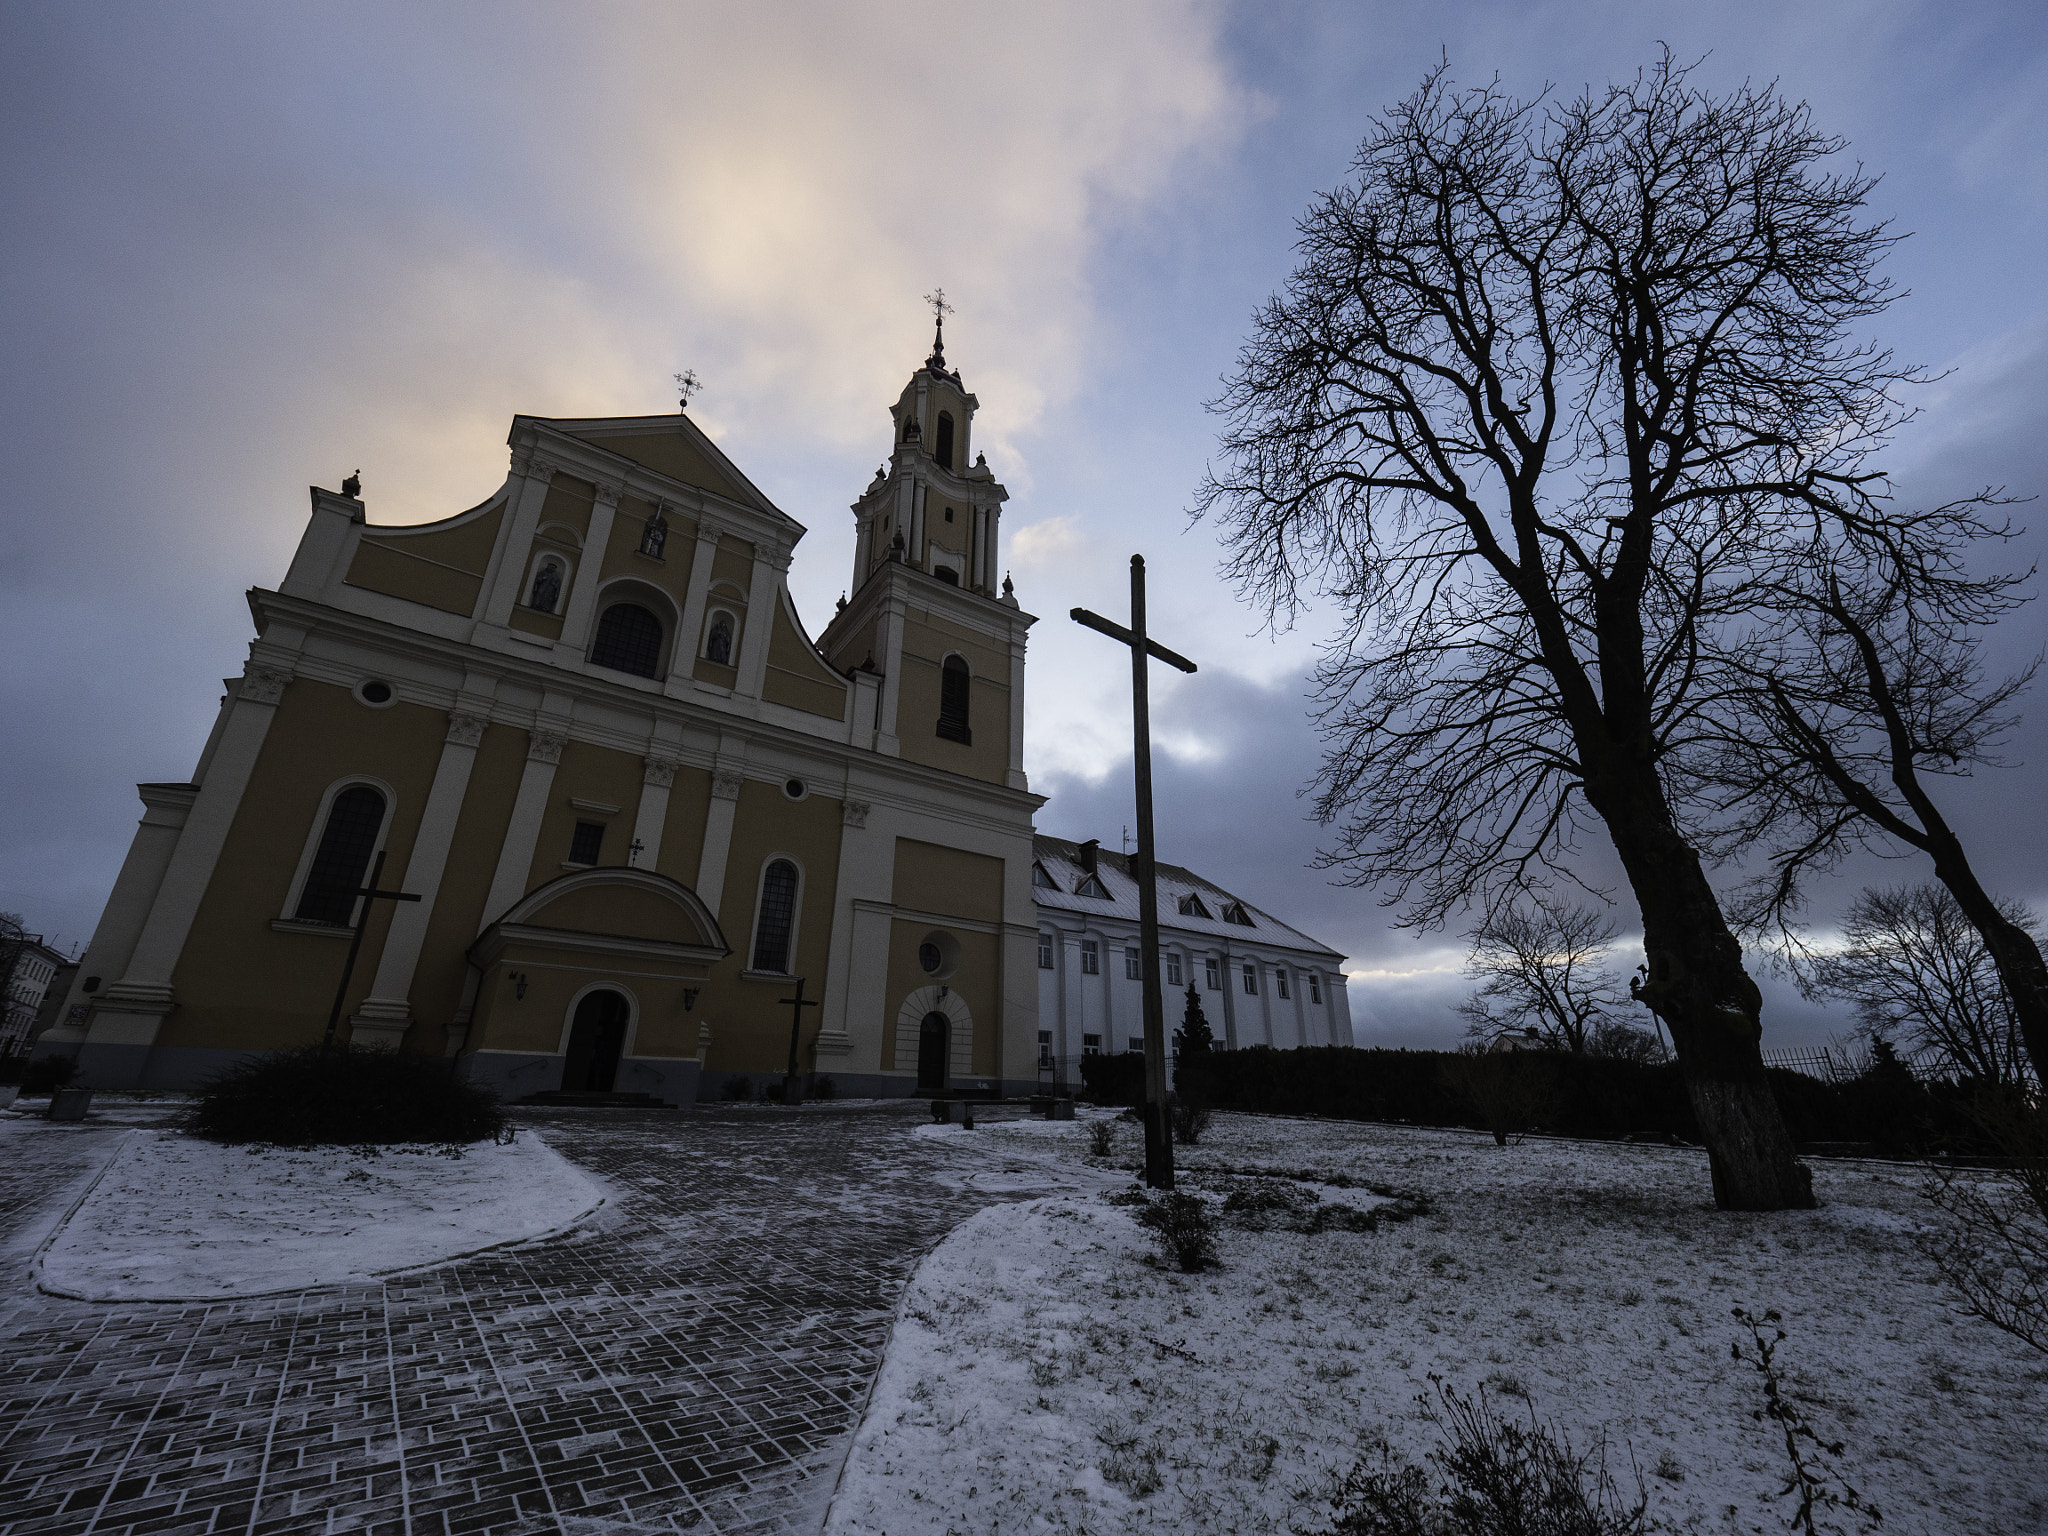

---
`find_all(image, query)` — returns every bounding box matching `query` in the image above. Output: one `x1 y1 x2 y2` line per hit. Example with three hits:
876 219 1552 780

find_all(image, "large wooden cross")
779 976 820 1106
315 848 421 1053
1072 554 1198 1189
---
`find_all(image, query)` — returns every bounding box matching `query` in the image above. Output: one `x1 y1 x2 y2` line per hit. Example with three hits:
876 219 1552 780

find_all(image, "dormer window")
1177 893 1211 919
639 514 668 559
935 412 955 469
1222 901 1255 927
1032 863 1058 890
1076 874 1110 899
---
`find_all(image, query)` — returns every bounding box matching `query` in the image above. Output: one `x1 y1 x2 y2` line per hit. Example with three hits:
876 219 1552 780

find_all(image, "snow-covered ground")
827 1112 2048 1535
37 1128 606 1300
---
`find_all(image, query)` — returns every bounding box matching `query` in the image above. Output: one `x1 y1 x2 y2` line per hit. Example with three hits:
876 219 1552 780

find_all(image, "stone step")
518 1090 672 1108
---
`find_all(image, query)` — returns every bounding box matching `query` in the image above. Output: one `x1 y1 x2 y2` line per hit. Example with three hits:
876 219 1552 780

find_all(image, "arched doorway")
917 1011 951 1092
562 990 630 1092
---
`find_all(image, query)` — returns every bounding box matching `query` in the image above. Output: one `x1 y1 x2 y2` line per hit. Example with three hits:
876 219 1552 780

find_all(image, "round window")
783 777 808 801
917 930 962 981
918 942 942 974
355 680 395 707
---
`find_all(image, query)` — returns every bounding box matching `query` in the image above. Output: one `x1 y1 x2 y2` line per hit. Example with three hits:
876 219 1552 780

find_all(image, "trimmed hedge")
192 1047 505 1145
1078 1044 2011 1155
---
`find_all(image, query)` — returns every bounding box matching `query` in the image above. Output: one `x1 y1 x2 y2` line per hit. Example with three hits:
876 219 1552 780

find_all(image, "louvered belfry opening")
937 655 971 743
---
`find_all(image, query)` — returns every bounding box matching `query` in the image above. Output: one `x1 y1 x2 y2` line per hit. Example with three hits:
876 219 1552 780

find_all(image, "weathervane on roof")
673 370 702 411
923 288 953 371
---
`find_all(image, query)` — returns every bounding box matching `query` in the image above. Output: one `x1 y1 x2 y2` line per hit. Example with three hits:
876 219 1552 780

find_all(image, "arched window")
935 411 955 470
704 611 735 666
527 557 564 614
750 859 800 973
292 786 386 925
591 601 663 677
937 654 971 743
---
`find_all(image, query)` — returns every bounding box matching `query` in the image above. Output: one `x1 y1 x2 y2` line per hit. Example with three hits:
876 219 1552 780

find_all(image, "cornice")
514 420 804 548
249 587 1046 815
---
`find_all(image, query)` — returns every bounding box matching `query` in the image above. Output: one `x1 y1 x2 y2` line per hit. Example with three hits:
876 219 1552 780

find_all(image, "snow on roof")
1031 835 1342 960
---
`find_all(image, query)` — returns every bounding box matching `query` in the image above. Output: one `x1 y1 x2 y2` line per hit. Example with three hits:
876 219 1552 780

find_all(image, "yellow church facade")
42 336 1046 1102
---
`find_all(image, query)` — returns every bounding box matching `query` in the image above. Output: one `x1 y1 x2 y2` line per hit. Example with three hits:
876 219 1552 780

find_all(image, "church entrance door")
562 990 629 1093
916 1011 951 1092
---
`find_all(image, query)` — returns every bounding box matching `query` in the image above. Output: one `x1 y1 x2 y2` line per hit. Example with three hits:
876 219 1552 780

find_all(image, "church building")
42 325 1049 1101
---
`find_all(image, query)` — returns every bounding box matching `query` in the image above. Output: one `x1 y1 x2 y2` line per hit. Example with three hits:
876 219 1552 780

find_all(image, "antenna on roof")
1123 824 1131 857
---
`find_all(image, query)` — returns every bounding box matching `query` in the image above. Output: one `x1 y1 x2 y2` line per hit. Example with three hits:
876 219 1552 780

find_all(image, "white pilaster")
559 481 623 654
351 709 489 1044
481 457 559 626
875 605 905 757
733 549 784 699
816 796 876 1061
695 767 745 914
1005 632 1028 790
633 756 677 874
672 517 724 687
478 727 566 929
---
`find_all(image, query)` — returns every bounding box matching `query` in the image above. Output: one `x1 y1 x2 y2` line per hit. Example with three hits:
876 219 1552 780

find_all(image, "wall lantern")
510 971 528 1001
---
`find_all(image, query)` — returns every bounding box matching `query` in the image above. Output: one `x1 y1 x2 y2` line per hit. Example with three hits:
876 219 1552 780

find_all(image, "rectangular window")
569 820 605 865
1037 932 1054 969
1205 957 1220 990
1081 939 1100 975
1082 1033 1101 1054
1309 971 1322 1005
1127 1038 1143 1054
1038 1031 1052 1045
1125 946 1141 980
1242 963 1258 995
1276 968 1291 1000
1166 953 1183 986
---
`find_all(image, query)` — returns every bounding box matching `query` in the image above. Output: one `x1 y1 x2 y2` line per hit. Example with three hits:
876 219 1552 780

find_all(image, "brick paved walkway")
0 1104 1045 1536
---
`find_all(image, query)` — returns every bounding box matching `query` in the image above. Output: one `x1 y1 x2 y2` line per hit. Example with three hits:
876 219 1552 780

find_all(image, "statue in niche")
528 559 563 614
705 612 735 665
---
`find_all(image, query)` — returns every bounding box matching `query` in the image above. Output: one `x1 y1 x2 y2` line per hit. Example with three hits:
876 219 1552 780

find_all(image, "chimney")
1077 839 1099 873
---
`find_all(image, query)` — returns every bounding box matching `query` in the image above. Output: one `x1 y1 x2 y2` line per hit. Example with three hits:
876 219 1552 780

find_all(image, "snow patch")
39 1129 605 1300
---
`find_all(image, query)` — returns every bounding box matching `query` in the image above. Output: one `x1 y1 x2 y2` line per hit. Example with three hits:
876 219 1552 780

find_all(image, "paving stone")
0 1105 1023 1534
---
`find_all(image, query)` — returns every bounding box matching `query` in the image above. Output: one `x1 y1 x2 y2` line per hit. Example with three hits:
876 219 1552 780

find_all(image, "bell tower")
845 292 1009 597
818 299 1032 792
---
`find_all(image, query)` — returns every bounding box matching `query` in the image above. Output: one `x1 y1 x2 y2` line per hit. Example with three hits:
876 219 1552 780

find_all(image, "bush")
191 1047 504 1145
1136 1191 1219 1272
16 1055 78 1096
1087 1118 1117 1158
1169 1091 1212 1146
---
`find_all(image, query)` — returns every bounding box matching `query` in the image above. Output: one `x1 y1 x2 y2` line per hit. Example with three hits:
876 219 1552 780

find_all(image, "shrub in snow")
191 1047 505 1145
1317 1378 1648 1535
1730 1306 1882 1533
1086 1118 1117 1158
1920 1099 2048 1356
1169 1089 1213 1146
1441 1046 1558 1146
6 1054 78 1095
1136 1190 1219 1271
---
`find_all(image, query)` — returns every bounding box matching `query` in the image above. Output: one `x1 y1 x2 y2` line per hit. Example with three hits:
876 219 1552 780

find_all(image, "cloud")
1006 515 1085 569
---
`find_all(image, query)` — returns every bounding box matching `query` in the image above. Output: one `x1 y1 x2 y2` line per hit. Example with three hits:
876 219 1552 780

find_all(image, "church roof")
1030 835 1343 961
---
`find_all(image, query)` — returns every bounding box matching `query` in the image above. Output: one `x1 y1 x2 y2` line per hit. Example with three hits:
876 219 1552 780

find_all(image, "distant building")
3 935 68 1053
1032 835 1352 1080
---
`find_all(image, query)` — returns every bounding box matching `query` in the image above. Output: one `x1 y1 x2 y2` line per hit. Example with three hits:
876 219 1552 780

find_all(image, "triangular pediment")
538 414 784 520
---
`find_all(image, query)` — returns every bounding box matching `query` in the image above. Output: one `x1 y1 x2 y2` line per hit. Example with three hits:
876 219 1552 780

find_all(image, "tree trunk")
1590 777 1816 1211
1929 853 2048 1086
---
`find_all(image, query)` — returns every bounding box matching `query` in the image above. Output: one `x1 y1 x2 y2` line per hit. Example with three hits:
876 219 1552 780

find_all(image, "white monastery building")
1033 835 1353 1077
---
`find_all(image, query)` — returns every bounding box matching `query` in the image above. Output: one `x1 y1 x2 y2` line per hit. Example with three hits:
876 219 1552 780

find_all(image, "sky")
4 1 2045 1050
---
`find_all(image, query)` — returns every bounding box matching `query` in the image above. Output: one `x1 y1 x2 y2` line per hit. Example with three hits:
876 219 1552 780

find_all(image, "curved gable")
492 868 729 953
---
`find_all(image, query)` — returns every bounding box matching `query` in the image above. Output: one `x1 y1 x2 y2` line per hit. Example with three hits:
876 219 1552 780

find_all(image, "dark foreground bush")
12 1055 79 1095
192 1047 505 1144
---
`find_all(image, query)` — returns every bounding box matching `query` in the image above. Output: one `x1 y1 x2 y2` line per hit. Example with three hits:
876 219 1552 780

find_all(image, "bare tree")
1716 538 2048 1084
1797 883 2035 1086
1195 53 1968 1209
1457 895 1624 1053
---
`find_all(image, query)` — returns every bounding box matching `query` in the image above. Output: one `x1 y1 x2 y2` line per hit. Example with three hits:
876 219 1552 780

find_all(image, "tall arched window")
750 859 800 973
704 611 735 665
293 786 386 925
937 654 971 743
590 601 663 677
935 411 955 470
527 557 564 614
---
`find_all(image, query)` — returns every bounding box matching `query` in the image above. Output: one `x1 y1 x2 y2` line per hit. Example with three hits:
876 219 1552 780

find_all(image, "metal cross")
313 848 422 1053
1071 554 1197 1190
673 370 702 410
628 837 645 867
778 976 821 1106
923 288 953 325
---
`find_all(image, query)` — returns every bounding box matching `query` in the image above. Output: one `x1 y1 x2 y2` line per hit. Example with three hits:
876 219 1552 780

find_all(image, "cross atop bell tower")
924 288 953 372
